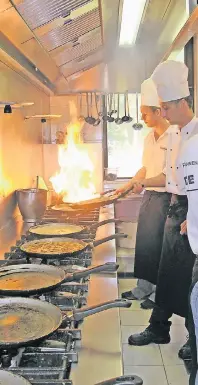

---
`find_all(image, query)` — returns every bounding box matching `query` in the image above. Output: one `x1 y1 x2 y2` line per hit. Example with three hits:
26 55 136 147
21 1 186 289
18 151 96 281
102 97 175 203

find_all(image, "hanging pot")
133 93 143 130
115 94 123 125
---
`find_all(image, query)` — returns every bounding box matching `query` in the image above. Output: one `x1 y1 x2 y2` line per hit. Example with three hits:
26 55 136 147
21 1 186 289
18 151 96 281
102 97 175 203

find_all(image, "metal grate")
54 31 102 66
39 8 100 52
16 0 93 29
60 48 103 78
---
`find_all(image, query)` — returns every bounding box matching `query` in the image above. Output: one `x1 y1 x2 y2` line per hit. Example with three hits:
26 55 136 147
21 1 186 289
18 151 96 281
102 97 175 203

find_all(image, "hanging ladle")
108 94 115 123
78 93 85 122
133 93 143 130
90 92 96 125
85 93 95 125
122 92 130 122
98 94 103 117
111 93 117 115
102 94 111 122
93 93 101 126
115 94 123 125
126 92 133 123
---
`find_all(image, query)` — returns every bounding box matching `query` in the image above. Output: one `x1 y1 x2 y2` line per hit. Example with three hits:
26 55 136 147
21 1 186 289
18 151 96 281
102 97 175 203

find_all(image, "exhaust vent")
17 0 92 29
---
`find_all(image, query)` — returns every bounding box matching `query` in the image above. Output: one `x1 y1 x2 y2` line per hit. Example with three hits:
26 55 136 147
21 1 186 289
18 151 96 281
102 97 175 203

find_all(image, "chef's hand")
180 220 187 235
115 184 132 195
132 182 144 194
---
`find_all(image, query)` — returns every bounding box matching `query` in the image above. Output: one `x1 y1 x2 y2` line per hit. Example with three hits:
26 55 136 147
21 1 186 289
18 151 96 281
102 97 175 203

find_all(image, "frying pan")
0 297 131 349
51 203 86 214
69 186 133 210
0 370 31 385
28 218 121 238
0 262 118 296
95 376 143 385
20 233 127 259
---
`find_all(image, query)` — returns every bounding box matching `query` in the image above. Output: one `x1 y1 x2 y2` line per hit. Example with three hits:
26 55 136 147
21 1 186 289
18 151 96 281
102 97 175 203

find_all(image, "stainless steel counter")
71 205 123 385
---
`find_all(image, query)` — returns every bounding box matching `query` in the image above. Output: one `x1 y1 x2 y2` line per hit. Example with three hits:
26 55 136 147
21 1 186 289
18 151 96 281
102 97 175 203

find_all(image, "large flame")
50 121 98 203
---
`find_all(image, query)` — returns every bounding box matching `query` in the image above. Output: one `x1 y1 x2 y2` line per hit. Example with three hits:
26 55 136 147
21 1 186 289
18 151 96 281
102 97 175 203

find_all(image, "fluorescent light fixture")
119 0 147 45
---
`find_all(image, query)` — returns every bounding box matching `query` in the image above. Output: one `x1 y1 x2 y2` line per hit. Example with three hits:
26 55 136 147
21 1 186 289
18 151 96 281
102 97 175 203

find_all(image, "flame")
50 121 98 203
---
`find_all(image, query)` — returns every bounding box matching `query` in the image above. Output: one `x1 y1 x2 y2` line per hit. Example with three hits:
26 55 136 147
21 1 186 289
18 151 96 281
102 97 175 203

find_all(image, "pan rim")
0 370 32 385
0 297 63 347
0 264 66 294
29 222 85 236
20 237 88 257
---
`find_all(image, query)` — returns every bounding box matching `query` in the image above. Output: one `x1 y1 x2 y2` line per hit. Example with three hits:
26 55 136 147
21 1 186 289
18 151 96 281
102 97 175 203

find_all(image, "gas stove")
0 207 100 385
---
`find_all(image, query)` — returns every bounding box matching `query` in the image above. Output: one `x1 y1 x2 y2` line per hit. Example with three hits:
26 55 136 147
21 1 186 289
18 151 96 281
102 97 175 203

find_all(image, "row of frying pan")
0 219 130 352
0 370 143 385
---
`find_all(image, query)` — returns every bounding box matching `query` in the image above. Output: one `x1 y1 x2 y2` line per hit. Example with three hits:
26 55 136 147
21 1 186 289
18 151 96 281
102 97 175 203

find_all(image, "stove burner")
1 208 99 385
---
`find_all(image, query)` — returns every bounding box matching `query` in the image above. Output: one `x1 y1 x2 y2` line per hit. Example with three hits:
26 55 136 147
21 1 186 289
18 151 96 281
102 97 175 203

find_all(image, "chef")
177 132 198 379
119 78 171 309
128 60 198 361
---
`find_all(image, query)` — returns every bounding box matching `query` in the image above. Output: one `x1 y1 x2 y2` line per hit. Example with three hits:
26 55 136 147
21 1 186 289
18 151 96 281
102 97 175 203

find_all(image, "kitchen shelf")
25 114 62 120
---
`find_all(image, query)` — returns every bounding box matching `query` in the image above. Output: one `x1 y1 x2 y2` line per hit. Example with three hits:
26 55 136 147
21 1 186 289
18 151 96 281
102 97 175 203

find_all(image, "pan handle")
64 262 119 282
100 189 116 196
90 219 122 229
92 233 127 248
95 376 143 385
73 299 131 321
116 185 134 199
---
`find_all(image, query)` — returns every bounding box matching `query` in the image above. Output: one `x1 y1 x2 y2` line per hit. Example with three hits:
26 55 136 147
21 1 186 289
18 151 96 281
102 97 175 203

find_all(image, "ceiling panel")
16 0 92 29
54 31 102 66
60 48 103 78
39 8 100 51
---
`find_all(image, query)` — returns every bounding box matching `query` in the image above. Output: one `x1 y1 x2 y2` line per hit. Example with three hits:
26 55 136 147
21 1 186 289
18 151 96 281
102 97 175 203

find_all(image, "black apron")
134 190 171 284
155 195 196 318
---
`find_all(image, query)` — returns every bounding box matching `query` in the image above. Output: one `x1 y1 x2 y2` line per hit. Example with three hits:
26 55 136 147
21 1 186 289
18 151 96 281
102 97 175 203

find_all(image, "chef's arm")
141 172 166 188
116 167 146 193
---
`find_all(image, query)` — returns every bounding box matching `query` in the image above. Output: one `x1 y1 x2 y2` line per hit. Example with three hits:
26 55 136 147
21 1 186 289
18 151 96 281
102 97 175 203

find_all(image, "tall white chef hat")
141 78 160 107
151 60 190 102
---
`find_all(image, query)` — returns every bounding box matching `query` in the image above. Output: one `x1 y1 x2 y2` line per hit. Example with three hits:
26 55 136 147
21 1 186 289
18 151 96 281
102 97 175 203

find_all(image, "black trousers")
149 305 188 335
189 257 198 385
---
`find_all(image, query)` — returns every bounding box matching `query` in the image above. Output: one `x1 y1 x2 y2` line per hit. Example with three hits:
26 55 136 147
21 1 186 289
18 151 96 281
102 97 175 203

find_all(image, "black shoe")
128 326 171 346
121 290 138 300
178 339 192 360
141 299 155 310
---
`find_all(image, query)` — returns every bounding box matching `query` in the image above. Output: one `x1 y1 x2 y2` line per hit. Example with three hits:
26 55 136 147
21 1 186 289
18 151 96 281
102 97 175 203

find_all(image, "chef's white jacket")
142 130 168 192
177 131 198 255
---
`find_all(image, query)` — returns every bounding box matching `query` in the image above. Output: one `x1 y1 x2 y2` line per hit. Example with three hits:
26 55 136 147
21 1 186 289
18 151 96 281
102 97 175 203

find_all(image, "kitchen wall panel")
0 60 50 229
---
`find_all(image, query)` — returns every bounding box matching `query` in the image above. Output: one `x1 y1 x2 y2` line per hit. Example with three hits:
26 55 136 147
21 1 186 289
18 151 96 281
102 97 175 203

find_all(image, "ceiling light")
4 105 12 114
119 0 147 46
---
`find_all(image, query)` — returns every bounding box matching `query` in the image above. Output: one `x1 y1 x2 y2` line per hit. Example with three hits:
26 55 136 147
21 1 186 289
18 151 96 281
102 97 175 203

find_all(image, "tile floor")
117 247 190 385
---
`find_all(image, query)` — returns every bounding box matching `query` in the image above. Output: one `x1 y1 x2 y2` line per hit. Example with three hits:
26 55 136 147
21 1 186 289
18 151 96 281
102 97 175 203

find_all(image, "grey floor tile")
121 325 147 343
123 343 163 366
118 278 138 290
170 325 187 344
165 365 189 385
120 300 142 311
120 309 151 326
171 314 185 325
160 343 184 366
117 247 135 257
124 365 168 385
117 256 134 273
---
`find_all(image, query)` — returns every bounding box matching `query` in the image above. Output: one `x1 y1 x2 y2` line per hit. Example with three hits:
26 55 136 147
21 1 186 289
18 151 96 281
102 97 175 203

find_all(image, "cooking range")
0 206 131 385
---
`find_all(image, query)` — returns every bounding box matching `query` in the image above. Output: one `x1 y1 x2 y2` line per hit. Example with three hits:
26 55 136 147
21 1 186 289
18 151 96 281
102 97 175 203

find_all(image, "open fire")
50 120 99 203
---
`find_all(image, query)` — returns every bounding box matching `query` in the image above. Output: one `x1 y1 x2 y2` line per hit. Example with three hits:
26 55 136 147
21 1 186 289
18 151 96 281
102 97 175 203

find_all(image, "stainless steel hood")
9 0 103 91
